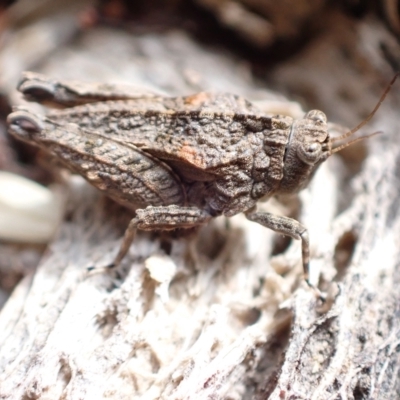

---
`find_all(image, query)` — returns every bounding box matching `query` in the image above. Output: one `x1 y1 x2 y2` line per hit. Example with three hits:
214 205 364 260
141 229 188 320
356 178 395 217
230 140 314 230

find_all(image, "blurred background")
1 2 400 399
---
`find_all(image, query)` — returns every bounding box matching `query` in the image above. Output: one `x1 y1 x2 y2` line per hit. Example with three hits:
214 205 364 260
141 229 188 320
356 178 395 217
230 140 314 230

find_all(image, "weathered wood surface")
1 3 400 399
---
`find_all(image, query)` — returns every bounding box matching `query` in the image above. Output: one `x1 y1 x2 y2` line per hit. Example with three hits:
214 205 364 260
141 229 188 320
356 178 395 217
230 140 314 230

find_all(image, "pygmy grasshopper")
7 72 396 290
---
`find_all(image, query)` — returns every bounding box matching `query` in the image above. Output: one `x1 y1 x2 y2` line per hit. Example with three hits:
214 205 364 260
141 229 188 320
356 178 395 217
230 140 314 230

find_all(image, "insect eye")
307 143 320 153
298 142 322 165
305 110 327 124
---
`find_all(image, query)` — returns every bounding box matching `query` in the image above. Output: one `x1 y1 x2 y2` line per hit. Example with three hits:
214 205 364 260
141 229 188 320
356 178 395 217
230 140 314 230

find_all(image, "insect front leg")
245 208 313 287
106 205 212 268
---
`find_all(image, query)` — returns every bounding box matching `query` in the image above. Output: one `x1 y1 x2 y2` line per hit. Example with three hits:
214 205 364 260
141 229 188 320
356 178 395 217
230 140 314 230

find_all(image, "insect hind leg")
18 71 161 108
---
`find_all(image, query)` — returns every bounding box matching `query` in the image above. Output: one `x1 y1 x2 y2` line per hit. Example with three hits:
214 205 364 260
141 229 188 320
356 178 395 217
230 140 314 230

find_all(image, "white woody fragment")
0 171 63 243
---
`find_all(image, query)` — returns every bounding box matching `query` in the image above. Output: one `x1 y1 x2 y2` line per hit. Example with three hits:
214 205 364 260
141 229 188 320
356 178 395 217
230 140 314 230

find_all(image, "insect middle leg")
107 205 212 268
245 208 312 287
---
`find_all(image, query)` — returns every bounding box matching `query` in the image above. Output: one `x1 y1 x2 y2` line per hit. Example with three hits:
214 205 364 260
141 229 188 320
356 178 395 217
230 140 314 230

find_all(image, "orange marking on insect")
177 143 205 167
184 92 211 107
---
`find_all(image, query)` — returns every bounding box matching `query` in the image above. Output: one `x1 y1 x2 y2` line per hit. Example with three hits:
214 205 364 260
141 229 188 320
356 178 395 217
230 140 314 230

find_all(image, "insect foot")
7 73 398 296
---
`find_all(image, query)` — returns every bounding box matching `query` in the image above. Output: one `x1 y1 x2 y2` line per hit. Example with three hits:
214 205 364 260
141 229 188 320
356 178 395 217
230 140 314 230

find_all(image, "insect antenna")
331 131 382 153
331 73 399 153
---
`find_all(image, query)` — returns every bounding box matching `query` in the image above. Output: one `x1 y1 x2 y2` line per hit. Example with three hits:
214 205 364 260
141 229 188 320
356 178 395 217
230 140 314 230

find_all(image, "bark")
1 3 400 399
